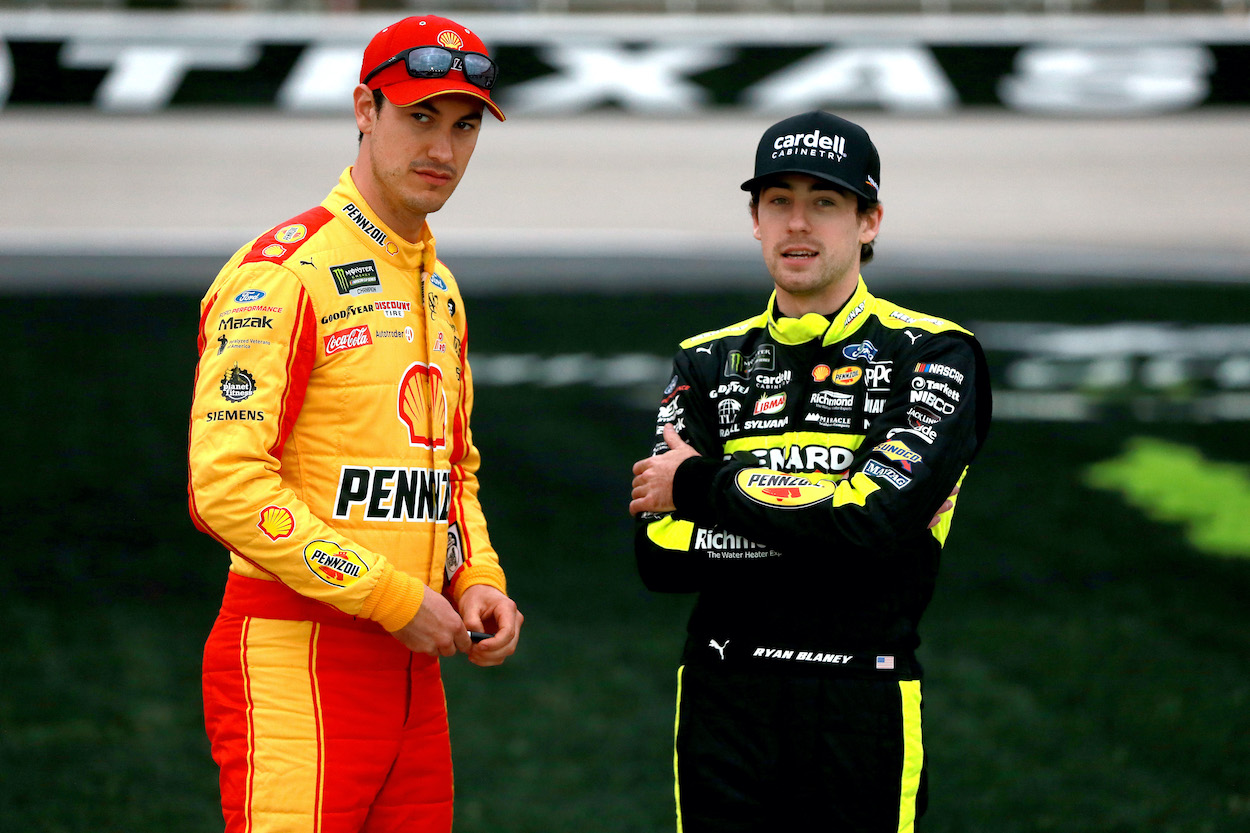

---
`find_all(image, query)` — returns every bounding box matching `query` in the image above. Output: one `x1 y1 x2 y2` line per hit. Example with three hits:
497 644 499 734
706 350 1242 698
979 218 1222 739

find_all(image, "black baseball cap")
740 111 881 201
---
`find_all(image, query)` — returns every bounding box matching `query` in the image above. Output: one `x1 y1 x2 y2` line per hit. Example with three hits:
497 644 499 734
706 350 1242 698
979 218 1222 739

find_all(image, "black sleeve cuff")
672 456 723 525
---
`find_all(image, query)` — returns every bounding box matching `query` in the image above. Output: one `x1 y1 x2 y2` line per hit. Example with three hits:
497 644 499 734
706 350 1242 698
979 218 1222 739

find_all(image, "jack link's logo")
398 361 447 450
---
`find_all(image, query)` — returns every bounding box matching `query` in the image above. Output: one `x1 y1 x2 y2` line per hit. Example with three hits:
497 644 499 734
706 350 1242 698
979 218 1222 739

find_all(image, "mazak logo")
324 325 373 356
754 392 786 415
218 315 273 331
772 128 847 161
219 364 256 402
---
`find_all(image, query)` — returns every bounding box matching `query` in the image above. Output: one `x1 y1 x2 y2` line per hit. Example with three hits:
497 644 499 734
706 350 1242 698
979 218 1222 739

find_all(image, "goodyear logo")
303 540 369 588
735 469 838 509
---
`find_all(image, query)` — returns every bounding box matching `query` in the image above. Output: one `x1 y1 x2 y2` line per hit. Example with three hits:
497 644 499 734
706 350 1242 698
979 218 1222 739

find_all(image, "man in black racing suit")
629 111 991 833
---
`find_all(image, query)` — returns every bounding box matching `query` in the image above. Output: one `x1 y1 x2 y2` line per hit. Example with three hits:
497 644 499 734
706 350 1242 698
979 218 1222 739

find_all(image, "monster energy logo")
724 344 775 380
329 260 382 296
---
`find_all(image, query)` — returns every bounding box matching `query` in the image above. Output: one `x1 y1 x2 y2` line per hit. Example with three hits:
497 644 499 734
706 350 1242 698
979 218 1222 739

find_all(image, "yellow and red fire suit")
189 167 506 833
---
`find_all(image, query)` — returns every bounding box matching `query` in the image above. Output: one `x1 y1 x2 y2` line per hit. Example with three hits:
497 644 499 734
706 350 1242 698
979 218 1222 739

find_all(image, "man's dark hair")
749 183 880 265
358 89 385 144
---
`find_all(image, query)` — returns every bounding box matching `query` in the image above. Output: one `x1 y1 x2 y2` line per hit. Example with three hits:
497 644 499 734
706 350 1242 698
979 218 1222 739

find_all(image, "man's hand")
458 584 523 668
928 483 961 529
629 424 701 516
390 585 473 657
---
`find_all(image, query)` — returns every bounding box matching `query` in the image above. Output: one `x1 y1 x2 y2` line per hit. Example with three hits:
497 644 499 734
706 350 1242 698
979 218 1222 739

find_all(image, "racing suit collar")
325 167 438 275
766 276 872 346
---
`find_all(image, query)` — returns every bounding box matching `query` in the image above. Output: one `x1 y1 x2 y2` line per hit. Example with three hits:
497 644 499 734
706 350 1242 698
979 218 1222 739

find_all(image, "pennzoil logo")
438 30 465 50
303 540 369 588
275 224 307 244
832 366 862 386
398 361 447 450
735 470 839 509
257 506 294 541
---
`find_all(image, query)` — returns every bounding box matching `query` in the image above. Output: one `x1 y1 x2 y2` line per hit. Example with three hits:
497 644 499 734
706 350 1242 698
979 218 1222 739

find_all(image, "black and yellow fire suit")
635 277 991 832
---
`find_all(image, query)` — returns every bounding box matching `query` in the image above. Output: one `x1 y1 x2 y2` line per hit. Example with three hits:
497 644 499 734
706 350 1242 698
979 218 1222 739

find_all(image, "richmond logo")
398 361 447 450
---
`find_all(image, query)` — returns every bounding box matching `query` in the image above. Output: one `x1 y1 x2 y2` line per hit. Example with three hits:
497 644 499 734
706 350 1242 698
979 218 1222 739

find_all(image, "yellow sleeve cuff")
450 564 507 607
359 565 425 633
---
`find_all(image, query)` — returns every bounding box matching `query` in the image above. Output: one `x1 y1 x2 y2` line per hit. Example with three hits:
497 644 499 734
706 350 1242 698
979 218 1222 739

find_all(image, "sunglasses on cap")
363 46 498 91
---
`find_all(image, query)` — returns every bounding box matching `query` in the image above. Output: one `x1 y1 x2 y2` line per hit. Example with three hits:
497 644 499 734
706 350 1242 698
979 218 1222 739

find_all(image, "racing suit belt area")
635 277 992 673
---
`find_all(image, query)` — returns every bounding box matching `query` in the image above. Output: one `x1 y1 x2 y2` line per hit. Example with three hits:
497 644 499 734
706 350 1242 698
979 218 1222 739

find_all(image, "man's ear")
353 84 378 136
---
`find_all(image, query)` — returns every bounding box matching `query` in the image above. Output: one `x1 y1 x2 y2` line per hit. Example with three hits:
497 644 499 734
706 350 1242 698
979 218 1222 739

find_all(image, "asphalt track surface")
3 110 1248 292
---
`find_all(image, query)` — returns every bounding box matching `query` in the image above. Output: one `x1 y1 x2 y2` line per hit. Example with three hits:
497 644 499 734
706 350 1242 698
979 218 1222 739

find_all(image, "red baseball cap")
360 15 505 122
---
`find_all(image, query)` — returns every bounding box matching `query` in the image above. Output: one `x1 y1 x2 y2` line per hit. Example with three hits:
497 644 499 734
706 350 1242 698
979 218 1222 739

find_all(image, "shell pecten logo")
303 540 370 588
257 505 295 541
735 469 839 508
438 30 464 50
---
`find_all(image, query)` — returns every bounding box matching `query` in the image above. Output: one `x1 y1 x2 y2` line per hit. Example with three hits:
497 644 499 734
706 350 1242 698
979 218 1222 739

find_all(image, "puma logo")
709 639 729 660
904 330 921 344
696 346 713 354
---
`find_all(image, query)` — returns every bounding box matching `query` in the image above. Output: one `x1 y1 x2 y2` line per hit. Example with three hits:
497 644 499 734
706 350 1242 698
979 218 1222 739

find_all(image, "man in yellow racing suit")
188 15 522 833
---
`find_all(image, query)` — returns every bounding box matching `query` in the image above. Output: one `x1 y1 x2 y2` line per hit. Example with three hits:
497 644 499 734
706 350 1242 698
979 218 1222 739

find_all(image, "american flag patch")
876 655 895 670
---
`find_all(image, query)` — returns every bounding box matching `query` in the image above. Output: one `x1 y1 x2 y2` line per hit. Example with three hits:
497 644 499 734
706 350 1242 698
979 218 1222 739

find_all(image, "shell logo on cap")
438 30 464 50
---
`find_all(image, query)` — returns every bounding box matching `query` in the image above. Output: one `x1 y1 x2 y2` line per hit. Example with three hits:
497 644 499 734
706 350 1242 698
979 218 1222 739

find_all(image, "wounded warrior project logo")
219 364 256 402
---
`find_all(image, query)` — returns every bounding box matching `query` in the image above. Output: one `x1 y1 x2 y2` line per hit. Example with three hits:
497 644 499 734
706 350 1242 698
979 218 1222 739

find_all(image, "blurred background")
2 3 1249 831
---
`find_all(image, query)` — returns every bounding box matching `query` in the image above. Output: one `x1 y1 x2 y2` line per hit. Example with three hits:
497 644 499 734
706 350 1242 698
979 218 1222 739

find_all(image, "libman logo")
735 469 838 509
303 540 369 588
330 259 382 296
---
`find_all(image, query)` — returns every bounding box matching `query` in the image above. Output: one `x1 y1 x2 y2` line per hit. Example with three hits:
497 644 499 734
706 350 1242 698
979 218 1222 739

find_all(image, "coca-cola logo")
324 325 373 355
